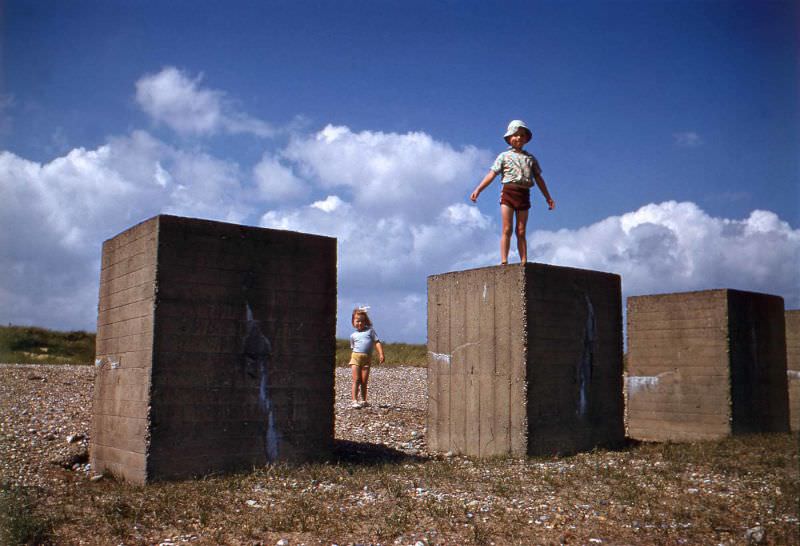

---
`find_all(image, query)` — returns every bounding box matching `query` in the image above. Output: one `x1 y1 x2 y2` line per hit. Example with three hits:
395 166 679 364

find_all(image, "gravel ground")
0 364 95 488
333 367 429 457
0 364 428 488
1 364 798 545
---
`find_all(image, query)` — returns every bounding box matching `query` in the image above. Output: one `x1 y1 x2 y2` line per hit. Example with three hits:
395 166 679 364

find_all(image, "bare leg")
360 366 371 402
516 208 529 263
351 365 361 401
500 204 514 264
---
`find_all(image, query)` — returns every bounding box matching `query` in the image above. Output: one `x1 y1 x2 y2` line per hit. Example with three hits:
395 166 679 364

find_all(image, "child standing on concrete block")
470 119 555 265
349 307 385 409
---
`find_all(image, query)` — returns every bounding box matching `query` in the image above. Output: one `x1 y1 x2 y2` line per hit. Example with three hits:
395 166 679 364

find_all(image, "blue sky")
1 0 798 342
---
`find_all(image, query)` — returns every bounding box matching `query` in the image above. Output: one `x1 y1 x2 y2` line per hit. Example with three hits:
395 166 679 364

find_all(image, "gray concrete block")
90 215 337 484
427 263 625 457
626 289 790 441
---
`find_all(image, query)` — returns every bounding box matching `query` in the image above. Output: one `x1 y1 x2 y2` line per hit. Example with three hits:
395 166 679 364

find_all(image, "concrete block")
90 215 337 484
626 289 790 441
427 263 625 457
786 310 800 432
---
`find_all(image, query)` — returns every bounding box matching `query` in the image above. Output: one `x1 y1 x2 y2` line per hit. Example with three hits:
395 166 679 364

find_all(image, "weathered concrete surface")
91 215 337 484
787 310 800 432
626 289 789 442
427 263 624 457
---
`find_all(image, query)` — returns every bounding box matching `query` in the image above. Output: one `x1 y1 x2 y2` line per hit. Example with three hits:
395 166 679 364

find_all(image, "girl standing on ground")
349 307 385 409
470 119 555 264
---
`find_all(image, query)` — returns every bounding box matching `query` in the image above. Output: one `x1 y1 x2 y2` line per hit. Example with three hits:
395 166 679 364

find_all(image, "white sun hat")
503 120 532 144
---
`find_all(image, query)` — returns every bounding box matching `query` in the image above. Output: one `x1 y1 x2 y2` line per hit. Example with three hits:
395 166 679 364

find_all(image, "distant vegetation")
0 325 95 364
335 338 427 367
0 325 426 367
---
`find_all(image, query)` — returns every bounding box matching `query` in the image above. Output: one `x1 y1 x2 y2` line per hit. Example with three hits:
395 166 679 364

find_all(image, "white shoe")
351 401 362 409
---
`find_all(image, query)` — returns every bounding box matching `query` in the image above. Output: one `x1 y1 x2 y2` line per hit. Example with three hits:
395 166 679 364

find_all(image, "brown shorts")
499 185 531 211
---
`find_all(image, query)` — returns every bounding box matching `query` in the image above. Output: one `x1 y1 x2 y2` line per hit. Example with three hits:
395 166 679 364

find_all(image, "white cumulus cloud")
253 154 309 203
282 124 489 221
1 103 797 344
0 131 254 330
311 195 346 212
530 201 800 307
135 67 273 137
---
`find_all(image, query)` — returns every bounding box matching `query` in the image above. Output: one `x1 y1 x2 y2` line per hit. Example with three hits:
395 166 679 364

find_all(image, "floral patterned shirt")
491 148 542 188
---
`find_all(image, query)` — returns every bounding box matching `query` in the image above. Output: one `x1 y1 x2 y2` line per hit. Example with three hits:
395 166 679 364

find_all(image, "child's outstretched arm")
470 170 497 202
534 172 555 210
375 341 385 364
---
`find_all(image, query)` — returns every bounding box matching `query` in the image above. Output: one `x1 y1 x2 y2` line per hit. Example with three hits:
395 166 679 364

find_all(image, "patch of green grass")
0 325 95 364
0 325 425 367
0 485 55 545
336 338 426 367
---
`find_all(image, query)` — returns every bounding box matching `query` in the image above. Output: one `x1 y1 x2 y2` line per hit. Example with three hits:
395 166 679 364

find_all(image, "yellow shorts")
349 352 371 369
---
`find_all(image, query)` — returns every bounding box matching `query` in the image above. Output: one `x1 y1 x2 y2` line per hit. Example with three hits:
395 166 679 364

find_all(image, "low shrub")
336 339 426 367
0 325 95 364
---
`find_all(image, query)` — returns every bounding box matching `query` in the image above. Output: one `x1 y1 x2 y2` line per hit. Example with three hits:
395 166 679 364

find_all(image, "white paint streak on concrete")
483 283 488 301
429 342 480 367
451 341 481 355
428 352 452 365
431 341 481 375
94 356 120 369
626 371 676 396
788 370 800 380
626 376 660 394
244 302 280 461
577 295 595 417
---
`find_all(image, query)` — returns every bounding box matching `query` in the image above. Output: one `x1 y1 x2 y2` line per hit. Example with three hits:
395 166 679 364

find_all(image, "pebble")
745 526 766 544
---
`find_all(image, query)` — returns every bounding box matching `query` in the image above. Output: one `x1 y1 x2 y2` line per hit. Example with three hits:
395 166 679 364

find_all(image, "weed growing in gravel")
374 496 415 539
0 484 54 545
470 520 492 546
379 471 408 499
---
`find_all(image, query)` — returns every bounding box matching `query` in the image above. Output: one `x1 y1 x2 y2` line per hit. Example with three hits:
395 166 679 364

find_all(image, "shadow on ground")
332 439 427 465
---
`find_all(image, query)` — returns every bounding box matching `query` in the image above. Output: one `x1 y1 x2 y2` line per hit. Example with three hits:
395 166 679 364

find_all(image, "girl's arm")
470 170 498 202
533 172 555 210
375 341 385 364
